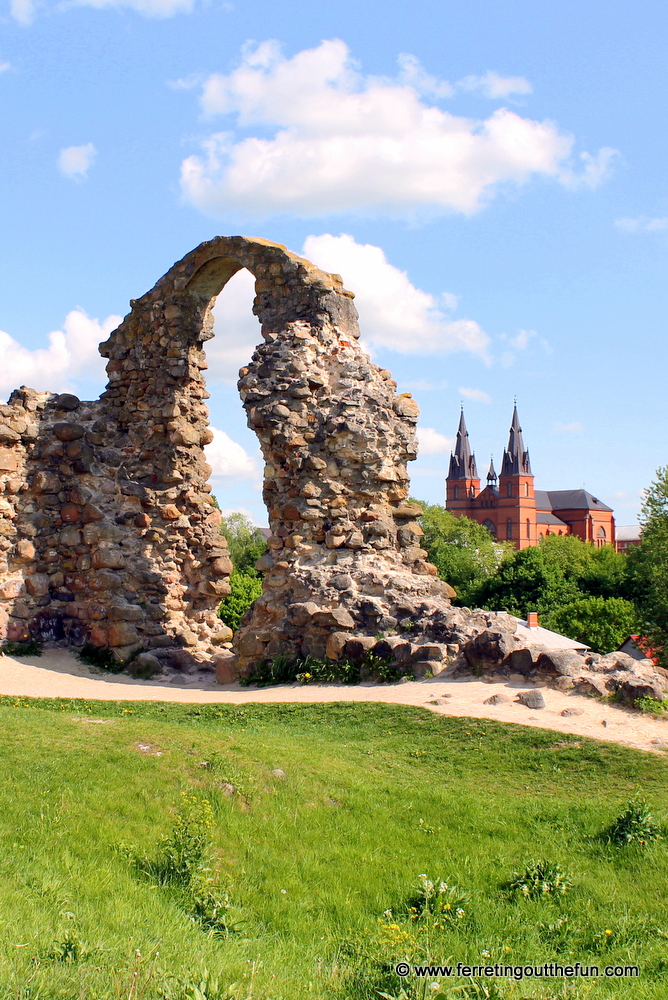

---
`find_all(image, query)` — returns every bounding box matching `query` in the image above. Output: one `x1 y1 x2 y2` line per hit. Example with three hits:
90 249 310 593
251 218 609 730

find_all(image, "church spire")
501 404 532 476
487 455 498 486
448 408 478 480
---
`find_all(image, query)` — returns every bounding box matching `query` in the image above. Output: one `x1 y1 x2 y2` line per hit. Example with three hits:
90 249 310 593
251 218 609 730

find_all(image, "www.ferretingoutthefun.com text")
395 961 640 981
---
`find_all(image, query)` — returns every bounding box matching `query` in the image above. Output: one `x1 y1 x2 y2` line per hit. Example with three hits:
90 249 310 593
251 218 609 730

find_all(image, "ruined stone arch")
0 236 458 673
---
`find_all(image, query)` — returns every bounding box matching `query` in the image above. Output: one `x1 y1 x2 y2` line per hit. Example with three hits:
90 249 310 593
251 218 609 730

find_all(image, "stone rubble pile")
456 621 667 704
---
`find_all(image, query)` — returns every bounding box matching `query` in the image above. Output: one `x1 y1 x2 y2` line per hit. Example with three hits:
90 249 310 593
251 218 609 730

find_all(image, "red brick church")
446 406 615 550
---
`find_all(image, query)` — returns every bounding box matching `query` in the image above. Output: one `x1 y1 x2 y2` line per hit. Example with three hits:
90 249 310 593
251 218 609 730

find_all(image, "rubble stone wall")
0 235 472 673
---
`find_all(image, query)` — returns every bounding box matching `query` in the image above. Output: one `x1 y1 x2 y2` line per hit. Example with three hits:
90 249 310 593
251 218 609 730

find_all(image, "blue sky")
1 0 666 526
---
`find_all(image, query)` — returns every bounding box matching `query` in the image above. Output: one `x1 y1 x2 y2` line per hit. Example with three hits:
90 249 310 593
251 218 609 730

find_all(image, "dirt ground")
0 648 667 754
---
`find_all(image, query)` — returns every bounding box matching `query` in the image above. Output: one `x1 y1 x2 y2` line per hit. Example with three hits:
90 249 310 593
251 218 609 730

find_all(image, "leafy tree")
626 466 668 667
220 512 268 577
537 534 630 600
471 545 582 617
218 571 263 632
414 502 508 605
217 513 268 631
542 596 639 654
470 533 634 622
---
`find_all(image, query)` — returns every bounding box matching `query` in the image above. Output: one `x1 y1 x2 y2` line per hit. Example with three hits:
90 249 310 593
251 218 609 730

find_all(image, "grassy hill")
0 695 666 999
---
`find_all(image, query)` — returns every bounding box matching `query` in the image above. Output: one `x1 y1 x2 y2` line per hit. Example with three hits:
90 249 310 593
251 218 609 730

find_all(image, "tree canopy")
416 503 638 652
414 502 507 606
542 596 639 654
472 534 632 619
626 466 668 667
219 512 268 578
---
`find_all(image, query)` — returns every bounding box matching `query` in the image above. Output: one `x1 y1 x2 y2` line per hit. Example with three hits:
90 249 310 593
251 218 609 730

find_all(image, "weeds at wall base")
76 642 149 676
240 651 414 687
0 640 43 657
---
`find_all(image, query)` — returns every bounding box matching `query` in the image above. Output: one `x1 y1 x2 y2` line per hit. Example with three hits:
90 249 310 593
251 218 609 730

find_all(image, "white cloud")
208 267 262 385
303 233 490 358
0 61 11 74
58 143 97 181
396 53 453 99
204 427 258 483
70 0 197 14
559 148 619 190
180 39 608 218
459 387 491 403
458 71 532 99
499 327 539 367
508 329 534 351
0 309 119 397
554 421 583 434
615 216 668 233
9 0 33 23
417 426 453 455
10 0 196 21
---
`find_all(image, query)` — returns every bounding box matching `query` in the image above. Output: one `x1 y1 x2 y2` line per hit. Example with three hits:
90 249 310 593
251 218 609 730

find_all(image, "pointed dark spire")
500 404 532 477
487 455 497 485
448 409 478 480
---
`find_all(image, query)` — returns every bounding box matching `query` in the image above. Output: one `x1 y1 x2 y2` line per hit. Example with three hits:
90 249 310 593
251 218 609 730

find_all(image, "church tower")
446 409 480 511
497 404 536 548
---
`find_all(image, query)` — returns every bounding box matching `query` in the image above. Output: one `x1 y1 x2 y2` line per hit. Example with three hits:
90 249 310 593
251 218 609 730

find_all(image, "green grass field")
0 695 666 999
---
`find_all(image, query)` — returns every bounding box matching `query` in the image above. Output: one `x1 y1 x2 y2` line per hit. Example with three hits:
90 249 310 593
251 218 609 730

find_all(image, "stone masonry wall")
0 235 487 676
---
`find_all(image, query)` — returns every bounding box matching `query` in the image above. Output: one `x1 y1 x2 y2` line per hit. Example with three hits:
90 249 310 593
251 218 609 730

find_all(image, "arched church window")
526 519 531 539
507 519 513 540
453 486 459 500
482 519 496 538
507 483 513 497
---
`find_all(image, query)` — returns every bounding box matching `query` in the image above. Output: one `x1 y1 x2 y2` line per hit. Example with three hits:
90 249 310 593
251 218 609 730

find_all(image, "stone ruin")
0 234 468 675
0 234 666 698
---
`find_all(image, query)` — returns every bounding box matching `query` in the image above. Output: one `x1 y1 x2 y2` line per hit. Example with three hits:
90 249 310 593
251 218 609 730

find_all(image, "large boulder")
574 676 611 697
617 677 666 706
463 629 519 673
516 690 545 709
594 651 643 673
536 649 587 677
507 647 539 676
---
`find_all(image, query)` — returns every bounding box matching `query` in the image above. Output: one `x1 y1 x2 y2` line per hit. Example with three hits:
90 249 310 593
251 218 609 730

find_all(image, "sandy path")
1 649 667 755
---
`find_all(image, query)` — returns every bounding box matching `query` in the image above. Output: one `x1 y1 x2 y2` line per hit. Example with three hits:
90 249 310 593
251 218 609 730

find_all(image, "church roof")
537 511 569 526
616 524 641 541
500 405 532 477
535 489 613 512
448 409 478 480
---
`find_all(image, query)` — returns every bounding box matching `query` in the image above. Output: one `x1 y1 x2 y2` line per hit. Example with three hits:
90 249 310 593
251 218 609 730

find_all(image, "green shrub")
122 795 238 938
507 860 573 899
605 798 663 846
77 642 146 674
0 639 43 657
542 595 639 653
217 571 263 632
77 642 125 672
635 695 667 714
139 795 213 886
47 929 89 964
243 652 413 687
402 872 469 925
